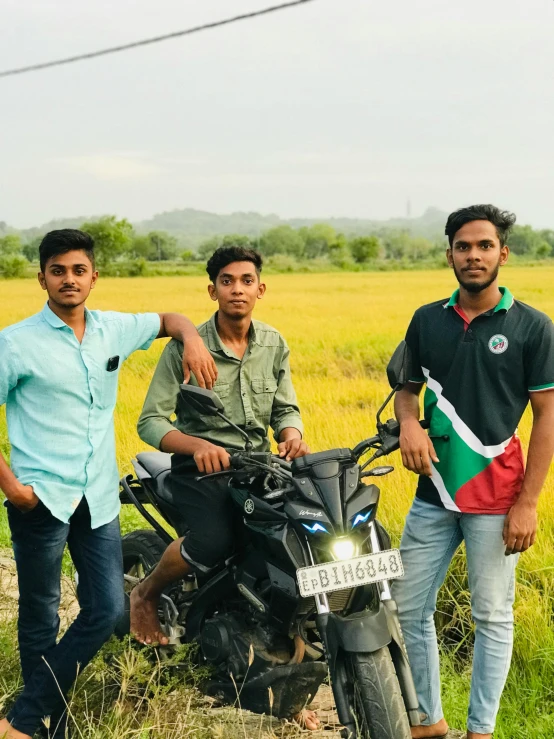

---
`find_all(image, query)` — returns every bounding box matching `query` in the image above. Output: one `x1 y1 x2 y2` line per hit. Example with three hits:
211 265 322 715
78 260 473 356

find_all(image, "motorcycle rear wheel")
343 648 411 739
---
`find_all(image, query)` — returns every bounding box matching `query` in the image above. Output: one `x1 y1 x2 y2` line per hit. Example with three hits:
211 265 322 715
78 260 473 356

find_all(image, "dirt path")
0 553 464 738
211 686 465 738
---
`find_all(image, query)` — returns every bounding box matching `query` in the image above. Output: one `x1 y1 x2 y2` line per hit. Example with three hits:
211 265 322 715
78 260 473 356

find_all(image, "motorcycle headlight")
331 537 356 561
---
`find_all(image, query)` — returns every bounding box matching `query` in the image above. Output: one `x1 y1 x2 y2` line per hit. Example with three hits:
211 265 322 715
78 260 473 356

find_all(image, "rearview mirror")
386 341 413 389
179 385 224 417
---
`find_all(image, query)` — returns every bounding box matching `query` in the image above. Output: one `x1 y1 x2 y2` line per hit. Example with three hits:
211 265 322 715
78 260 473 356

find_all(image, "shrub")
0 255 28 278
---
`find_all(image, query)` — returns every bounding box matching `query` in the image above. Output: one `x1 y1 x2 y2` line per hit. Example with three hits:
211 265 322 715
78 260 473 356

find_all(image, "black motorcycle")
119 342 423 738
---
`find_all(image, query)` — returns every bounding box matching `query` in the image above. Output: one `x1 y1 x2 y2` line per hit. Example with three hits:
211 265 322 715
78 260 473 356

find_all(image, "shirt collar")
444 286 514 313
493 287 514 313
41 302 97 333
41 302 69 328
206 312 257 354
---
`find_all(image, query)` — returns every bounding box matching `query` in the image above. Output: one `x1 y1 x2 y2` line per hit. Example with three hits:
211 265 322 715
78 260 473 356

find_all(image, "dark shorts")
169 456 244 573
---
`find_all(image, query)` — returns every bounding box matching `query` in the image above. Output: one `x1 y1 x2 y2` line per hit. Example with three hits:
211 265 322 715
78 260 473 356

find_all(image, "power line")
0 0 318 79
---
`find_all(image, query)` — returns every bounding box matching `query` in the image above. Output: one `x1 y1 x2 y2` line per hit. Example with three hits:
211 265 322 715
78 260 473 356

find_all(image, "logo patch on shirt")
488 334 509 354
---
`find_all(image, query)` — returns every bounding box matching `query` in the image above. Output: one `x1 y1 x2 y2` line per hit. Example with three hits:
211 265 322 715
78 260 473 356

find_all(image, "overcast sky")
1 0 553 229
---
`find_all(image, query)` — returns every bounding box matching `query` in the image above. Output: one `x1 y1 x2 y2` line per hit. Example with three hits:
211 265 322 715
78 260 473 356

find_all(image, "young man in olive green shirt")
131 245 309 645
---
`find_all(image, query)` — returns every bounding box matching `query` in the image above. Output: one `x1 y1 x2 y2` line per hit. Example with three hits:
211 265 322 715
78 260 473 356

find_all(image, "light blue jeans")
391 497 517 735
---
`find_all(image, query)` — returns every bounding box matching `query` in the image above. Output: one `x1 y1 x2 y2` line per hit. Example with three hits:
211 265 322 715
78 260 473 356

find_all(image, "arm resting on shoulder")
157 313 217 388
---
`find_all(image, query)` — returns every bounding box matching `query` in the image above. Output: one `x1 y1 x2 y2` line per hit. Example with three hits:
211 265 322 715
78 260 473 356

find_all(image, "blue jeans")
5 497 125 738
391 497 517 735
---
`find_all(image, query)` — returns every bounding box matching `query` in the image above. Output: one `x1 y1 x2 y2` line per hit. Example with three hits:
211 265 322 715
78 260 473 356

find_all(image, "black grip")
230 454 246 469
379 435 401 455
420 419 430 429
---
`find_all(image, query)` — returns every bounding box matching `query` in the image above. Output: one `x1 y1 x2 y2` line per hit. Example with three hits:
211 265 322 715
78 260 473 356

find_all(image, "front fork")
369 522 421 727
308 523 421 728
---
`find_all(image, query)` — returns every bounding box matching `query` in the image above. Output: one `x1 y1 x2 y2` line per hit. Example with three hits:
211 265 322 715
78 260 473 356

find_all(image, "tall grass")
1 270 554 737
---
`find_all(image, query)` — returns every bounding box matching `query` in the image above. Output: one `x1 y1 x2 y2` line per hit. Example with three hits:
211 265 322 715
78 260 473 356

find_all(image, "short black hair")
39 229 95 272
206 245 263 283
445 204 516 247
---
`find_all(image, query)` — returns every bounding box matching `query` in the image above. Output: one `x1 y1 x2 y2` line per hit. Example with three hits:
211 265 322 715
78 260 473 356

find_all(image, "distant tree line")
0 217 182 278
1 216 554 278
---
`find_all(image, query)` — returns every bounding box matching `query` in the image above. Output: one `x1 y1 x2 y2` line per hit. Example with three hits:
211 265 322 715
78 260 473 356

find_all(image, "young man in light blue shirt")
0 229 217 739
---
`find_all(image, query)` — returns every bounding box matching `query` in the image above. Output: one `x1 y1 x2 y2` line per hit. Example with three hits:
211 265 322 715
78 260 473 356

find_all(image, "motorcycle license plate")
296 549 404 598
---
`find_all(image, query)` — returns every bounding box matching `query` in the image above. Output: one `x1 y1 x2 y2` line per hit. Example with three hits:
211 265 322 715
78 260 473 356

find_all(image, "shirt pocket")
200 382 231 428
251 378 278 419
98 369 120 410
212 382 231 400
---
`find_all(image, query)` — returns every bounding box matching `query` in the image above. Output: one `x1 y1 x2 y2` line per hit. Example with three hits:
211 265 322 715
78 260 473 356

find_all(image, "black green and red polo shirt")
405 287 554 514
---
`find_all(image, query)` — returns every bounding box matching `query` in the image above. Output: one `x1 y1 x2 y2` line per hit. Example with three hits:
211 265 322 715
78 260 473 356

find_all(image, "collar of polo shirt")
444 286 515 314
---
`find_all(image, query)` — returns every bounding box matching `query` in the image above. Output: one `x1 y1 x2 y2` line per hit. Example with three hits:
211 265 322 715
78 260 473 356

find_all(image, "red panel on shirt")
454 435 525 514
453 304 470 331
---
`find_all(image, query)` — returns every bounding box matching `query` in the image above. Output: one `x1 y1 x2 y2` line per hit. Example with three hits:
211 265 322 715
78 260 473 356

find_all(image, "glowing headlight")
331 538 356 561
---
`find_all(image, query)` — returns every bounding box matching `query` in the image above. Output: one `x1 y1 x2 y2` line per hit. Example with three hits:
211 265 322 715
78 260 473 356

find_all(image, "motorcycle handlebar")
229 452 292 475
353 419 429 460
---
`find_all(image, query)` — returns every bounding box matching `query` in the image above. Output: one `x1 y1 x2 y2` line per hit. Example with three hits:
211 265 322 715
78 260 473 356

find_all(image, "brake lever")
195 469 234 482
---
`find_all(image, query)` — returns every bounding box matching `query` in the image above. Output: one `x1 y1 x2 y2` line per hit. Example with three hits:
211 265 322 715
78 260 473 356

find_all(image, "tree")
0 234 23 256
299 223 337 259
539 230 554 250
22 236 42 263
129 234 152 260
197 234 253 261
81 216 133 266
382 230 412 260
535 242 553 259
147 231 178 261
407 237 434 261
381 230 434 261
349 236 381 263
508 225 543 256
329 233 352 268
260 226 304 257
0 254 27 278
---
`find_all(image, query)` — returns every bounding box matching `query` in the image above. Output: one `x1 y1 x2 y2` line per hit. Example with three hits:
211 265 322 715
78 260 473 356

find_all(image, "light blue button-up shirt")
0 304 160 528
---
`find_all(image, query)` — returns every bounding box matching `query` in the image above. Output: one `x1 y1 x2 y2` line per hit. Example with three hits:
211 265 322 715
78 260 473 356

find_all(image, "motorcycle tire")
343 648 411 739
116 529 168 638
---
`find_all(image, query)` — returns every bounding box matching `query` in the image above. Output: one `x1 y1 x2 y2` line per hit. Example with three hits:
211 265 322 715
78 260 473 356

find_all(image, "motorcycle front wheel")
341 648 411 739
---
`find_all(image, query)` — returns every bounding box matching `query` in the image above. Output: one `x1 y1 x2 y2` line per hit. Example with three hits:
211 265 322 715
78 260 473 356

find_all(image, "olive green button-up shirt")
138 313 303 453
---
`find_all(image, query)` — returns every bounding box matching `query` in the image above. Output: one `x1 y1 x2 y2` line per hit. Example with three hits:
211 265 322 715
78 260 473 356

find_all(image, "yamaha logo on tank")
488 334 509 354
244 499 255 515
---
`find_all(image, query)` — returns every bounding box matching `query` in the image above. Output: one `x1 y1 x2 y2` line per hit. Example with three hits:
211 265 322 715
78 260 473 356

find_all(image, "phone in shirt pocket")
107 356 120 372
98 356 120 409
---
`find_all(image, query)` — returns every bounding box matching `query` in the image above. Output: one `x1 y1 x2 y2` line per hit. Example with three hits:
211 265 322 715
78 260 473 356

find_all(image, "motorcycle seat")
135 452 172 479
134 452 174 505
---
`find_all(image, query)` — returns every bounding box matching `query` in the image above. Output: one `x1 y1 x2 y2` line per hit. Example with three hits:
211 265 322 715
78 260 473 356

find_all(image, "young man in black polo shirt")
392 204 554 739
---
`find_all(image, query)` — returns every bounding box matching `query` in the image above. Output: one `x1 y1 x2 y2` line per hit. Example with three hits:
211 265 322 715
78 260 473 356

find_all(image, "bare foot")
411 717 449 738
130 584 169 646
292 709 320 731
0 717 32 738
